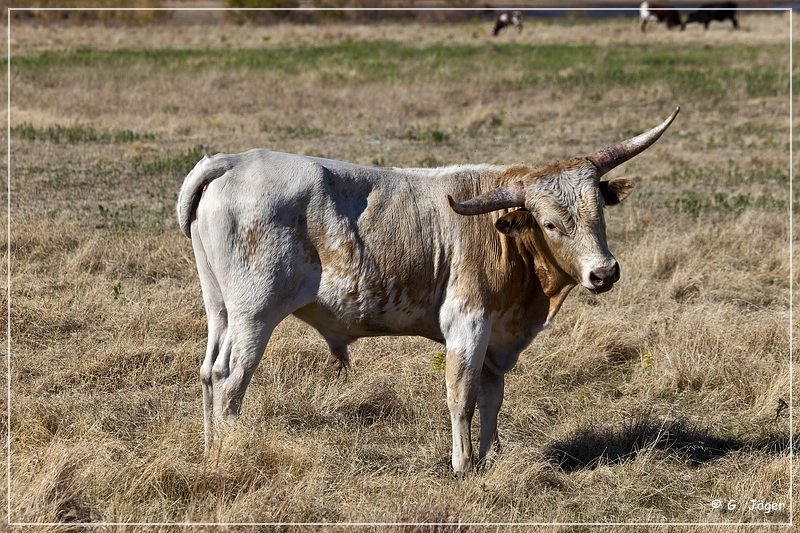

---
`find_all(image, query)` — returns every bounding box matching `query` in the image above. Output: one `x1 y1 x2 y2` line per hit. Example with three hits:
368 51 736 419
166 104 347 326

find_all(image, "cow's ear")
495 209 536 238
600 178 634 206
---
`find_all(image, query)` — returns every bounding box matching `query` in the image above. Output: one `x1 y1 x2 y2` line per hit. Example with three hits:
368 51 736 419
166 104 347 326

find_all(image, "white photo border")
5 5 794 528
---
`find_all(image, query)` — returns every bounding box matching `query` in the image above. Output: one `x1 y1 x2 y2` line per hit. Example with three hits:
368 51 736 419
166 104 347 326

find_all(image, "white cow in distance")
177 107 680 477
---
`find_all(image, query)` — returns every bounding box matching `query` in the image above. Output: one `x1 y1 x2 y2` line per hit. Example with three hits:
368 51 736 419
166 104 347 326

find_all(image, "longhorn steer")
177 108 679 477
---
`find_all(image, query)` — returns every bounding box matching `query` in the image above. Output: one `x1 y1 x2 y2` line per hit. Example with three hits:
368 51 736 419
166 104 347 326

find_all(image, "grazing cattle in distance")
686 2 739 30
177 107 680 477
493 10 523 36
640 1 685 32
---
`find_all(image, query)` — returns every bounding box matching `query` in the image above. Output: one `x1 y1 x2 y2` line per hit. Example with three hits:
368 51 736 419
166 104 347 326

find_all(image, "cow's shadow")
541 412 794 473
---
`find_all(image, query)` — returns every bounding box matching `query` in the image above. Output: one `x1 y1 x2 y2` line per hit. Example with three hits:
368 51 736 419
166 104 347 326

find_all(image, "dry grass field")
3 10 798 531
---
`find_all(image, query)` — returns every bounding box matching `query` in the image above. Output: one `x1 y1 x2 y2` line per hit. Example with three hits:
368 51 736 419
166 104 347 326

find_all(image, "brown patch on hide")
312 221 360 284
496 159 592 192
305 190 439 320
238 219 267 267
517 158 591 184
498 165 533 185
451 211 546 323
546 157 591 176
243 225 259 257
356 187 441 314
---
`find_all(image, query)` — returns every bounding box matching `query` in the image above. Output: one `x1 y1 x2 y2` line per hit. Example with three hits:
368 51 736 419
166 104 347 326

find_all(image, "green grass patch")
661 165 789 217
657 164 789 186
10 41 788 99
46 167 71 190
404 127 450 143
672 191 786 217
262 124 325 137
12 123 155 144
131 146 207 178
96 202 172 233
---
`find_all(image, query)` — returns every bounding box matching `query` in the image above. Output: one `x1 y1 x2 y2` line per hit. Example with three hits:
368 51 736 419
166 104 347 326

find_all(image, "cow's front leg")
441 304 491 478
477 366 504 466
445 348 483 478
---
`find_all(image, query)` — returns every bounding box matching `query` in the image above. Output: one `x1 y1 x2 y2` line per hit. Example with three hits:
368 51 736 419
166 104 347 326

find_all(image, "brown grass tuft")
15 444 98 524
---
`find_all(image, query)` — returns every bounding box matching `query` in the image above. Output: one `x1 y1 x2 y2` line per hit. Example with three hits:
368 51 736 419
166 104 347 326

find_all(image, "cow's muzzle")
588 262 620 293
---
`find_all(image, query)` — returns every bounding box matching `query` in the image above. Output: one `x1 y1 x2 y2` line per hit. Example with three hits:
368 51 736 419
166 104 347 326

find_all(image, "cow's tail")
176 155 232 238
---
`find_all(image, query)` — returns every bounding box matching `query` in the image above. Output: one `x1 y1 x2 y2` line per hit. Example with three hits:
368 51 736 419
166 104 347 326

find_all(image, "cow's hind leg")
210 312 278 426
208 282 319 437
201 314 226 454
209 269 319 430
192 228 228 454
194 218 320 451
325 336 352 377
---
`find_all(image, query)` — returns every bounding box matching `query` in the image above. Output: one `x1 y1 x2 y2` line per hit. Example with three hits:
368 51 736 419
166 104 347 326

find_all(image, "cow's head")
448 107 679 295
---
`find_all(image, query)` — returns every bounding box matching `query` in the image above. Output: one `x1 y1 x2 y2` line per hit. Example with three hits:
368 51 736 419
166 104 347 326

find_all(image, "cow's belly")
293 274 444 341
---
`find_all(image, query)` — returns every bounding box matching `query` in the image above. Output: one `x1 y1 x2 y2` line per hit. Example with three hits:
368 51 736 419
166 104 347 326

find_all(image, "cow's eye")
543 222 558 232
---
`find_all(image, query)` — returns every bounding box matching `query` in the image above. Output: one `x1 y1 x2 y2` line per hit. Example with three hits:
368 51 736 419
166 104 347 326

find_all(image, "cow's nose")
589 262 620 289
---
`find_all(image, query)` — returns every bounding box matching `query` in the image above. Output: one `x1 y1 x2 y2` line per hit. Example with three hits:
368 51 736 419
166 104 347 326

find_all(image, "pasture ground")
3 11 798 531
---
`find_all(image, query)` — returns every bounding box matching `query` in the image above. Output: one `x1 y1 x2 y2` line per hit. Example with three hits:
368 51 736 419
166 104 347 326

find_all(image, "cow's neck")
490 166 577 324
513 231 576 324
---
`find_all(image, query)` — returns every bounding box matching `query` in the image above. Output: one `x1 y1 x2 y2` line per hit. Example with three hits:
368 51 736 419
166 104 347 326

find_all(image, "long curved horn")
587 106 680 177
448 180 526 216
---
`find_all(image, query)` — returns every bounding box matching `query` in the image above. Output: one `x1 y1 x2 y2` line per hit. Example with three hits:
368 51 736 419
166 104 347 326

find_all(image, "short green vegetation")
10 41 788 99
12 123 156 144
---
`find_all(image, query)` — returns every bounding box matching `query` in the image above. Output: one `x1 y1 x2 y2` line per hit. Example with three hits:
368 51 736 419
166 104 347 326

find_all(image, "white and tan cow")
177 107 679 477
